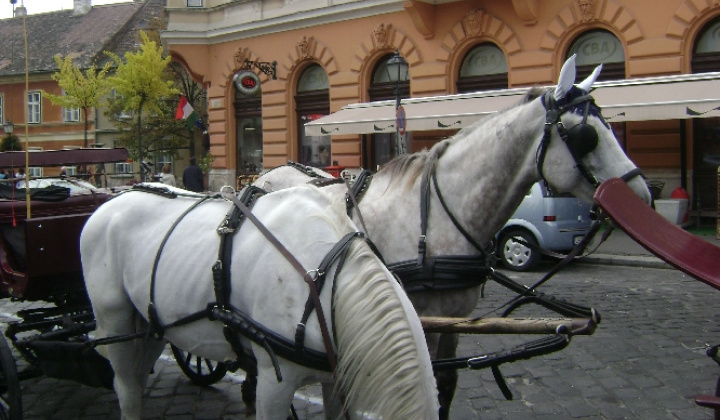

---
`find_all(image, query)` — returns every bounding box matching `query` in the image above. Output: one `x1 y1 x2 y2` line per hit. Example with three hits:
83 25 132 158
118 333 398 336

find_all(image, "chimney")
73 0 92 16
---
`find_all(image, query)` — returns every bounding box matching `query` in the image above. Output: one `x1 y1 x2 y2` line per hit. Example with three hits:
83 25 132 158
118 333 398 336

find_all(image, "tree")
44 55 112 148
1 134 22 152
106 31 179 179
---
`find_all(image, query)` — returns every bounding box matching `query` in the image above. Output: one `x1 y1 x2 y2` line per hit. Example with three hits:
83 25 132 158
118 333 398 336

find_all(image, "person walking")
182 157 204 192
160 164 176 187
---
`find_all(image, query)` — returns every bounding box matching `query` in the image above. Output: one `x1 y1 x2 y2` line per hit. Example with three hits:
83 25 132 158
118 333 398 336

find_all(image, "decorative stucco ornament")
373 23 388 48
463 9 485 36
578 0 595 21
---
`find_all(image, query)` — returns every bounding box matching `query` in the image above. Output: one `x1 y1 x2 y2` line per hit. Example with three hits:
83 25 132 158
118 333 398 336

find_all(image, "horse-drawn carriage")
3 54 715 420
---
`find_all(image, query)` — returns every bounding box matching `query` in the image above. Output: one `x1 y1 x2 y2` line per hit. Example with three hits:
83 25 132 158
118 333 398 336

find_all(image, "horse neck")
433 101 545 241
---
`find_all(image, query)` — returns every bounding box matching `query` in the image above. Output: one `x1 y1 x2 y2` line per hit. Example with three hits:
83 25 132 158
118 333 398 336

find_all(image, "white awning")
304 72 720 136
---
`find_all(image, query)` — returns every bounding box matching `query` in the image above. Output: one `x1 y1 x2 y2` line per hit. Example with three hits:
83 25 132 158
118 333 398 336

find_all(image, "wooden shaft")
420 316 596 335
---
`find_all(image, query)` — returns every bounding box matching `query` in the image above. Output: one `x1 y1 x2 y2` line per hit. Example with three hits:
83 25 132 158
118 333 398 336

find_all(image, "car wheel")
499 229 540 272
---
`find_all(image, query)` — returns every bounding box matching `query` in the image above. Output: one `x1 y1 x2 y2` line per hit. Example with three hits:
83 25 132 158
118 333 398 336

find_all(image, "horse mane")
377 86 547 190
379 141 451 189
332 240 437 419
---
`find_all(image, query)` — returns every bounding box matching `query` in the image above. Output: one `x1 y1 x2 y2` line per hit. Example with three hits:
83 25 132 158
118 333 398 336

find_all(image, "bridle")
537 88 643 187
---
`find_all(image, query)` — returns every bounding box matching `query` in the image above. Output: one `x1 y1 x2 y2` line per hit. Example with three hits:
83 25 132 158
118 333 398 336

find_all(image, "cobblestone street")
2 262 719 419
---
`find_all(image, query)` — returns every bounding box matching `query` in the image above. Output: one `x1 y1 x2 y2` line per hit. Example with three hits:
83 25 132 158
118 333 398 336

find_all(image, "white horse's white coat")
254 56 652 418
81 184 438 420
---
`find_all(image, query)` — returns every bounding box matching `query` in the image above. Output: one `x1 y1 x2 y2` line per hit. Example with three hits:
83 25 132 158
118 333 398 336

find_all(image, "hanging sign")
396 105 407 135
233 70 261 95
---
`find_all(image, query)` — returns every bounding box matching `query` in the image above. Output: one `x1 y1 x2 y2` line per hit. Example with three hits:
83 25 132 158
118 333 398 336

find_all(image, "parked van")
496 182 593 271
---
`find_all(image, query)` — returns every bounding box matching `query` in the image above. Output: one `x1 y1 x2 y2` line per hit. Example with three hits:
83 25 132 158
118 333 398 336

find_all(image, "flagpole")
20 1 31 218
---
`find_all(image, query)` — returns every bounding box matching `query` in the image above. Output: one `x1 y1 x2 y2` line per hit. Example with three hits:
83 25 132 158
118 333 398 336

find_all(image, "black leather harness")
92 184 382 380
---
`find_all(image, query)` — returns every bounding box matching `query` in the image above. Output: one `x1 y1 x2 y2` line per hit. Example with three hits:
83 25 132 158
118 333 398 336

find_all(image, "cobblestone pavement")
2 261 719 419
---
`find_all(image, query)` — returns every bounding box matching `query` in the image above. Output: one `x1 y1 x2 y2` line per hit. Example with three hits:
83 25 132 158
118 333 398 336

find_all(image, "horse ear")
577 63 603 92
554 54 577 101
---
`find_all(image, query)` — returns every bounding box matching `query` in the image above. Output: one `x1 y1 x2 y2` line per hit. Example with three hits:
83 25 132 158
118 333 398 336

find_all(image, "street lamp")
3 120 14 135
385 50 409 156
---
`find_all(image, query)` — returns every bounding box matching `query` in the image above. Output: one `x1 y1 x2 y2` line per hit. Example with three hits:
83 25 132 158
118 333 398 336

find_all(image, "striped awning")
304 72 720 136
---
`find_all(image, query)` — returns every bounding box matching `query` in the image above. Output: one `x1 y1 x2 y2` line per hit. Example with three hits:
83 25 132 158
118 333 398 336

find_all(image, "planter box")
655 199 689 225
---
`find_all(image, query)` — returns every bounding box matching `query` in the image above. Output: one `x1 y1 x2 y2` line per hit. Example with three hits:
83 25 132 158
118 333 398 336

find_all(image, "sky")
0 0 133 20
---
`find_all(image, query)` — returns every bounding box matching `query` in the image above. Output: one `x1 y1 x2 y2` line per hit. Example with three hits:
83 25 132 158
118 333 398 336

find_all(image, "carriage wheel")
0 335 22 420
171 344 228 386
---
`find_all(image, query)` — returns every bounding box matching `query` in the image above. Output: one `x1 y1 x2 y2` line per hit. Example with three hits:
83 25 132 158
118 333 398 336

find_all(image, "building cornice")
162 0 405 45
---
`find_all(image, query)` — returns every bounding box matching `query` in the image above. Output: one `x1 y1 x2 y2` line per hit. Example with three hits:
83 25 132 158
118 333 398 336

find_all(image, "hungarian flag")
175 95 204 130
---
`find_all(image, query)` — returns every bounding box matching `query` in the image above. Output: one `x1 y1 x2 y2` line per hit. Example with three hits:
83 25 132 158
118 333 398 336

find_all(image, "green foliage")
105 31 179 116
44 55 112 147
45 55 112 110
199 152 215 174
104 31 180 164
1 134 22 152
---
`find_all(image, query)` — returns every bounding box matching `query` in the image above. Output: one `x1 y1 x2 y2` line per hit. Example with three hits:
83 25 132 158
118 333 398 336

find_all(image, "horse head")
538 54 652 205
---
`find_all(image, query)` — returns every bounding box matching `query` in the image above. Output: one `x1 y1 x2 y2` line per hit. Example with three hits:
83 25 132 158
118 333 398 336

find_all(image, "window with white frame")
111 89 133 120
63 106 80 122
28 91 41 124
28 147 43 177
112 139 133 173
62 146 80 175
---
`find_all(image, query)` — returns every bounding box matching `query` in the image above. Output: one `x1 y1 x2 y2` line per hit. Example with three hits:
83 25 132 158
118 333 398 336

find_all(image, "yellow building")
162 0 720 219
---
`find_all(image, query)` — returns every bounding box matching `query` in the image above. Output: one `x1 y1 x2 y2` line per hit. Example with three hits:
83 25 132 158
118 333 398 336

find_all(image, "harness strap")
224 193 340 373
431 171 488 254
295 231 367 349
345 169 372 217
147 191 215 339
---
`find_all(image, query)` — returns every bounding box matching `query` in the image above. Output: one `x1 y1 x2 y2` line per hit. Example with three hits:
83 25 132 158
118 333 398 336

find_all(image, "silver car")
496 182 593 271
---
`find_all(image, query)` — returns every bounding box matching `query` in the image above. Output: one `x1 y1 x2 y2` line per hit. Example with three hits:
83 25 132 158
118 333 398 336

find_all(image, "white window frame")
111 89 133 120
63 106 80 122
28 147 43 177
28 91 41 124
62 146 80 175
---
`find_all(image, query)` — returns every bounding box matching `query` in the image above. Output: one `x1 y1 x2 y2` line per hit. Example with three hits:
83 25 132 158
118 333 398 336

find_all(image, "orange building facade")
163 0 720 216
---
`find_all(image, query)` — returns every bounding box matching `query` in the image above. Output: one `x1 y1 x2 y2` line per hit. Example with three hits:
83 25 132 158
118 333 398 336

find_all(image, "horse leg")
100 315 165 420
255 367 298 420
435 333 459 420
241 374 257 414
321 382 345 419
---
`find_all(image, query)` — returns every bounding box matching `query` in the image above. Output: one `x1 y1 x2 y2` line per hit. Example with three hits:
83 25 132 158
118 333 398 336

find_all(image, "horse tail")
332 240 439 419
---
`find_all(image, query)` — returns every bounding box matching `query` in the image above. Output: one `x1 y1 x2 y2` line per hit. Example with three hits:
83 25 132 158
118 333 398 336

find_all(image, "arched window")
567 30 627 149
295 64 330 167
692 17 720 73
691 18 720 217
233 72 263 176
567 30 625 81
367 53 410 169
456 43 508 93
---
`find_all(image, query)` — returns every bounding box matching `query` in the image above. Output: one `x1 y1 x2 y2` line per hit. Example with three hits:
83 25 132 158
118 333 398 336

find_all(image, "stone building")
162 0 720 218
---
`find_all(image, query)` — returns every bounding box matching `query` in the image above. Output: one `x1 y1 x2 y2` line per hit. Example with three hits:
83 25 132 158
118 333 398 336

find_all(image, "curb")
576 253 672 270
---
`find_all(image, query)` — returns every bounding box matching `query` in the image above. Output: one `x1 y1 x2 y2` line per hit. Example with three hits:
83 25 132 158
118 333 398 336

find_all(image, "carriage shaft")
420 316 596 335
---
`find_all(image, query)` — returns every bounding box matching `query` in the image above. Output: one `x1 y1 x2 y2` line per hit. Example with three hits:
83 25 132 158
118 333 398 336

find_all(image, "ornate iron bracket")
243 59 277 80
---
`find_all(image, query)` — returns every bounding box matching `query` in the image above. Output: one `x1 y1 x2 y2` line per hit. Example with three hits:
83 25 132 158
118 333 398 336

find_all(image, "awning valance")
304 72 720 136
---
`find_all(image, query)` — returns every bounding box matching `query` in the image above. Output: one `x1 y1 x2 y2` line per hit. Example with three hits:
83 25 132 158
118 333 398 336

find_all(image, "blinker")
566 123 598 159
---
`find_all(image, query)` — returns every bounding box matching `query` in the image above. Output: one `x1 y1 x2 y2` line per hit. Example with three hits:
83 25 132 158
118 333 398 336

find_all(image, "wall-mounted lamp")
3 120 14 135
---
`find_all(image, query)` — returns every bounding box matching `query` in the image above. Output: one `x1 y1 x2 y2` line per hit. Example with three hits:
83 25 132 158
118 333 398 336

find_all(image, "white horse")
80 184 439 420
254 55 653 419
